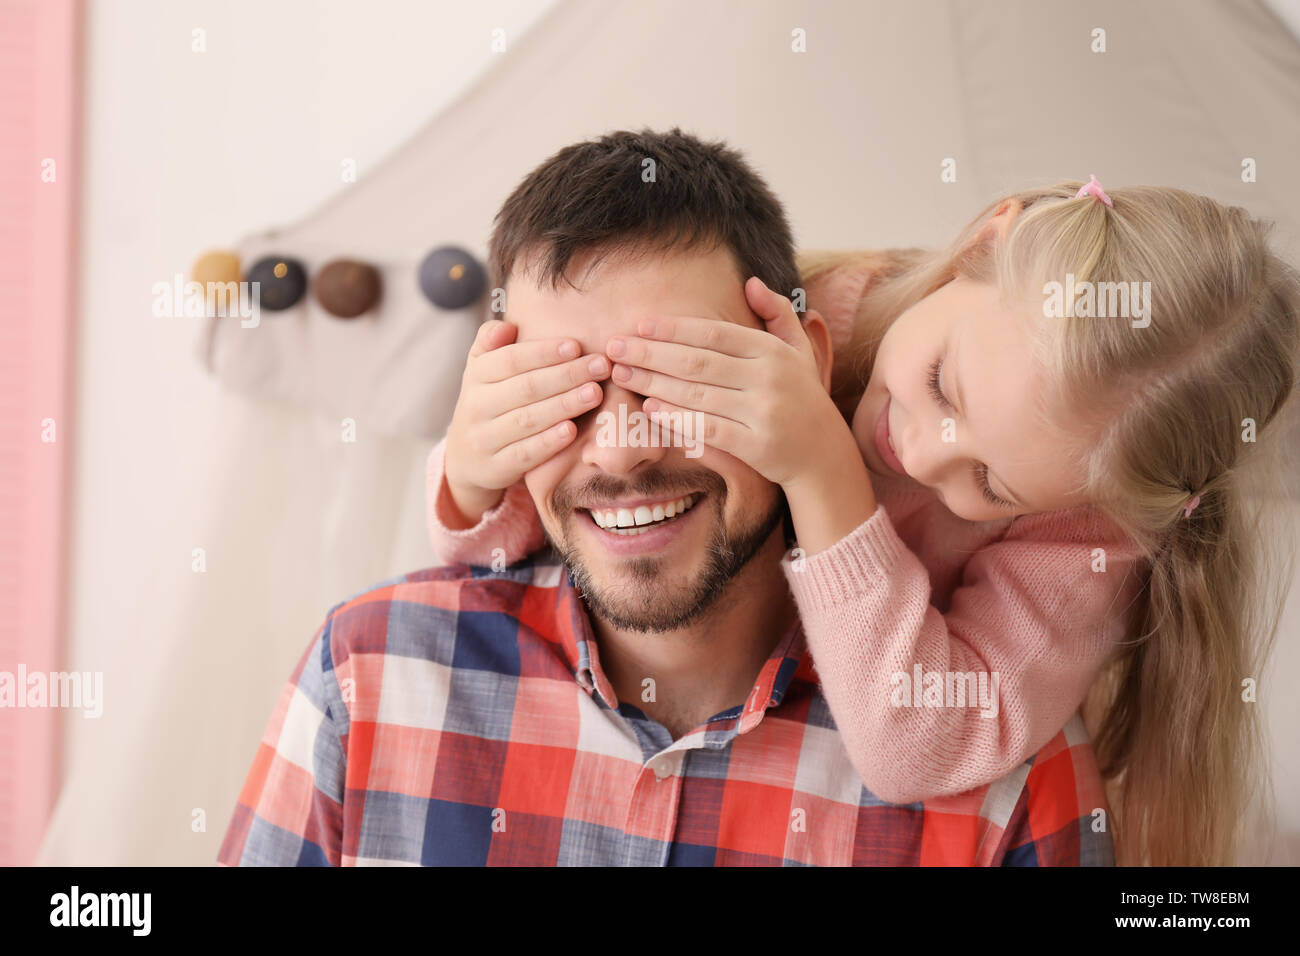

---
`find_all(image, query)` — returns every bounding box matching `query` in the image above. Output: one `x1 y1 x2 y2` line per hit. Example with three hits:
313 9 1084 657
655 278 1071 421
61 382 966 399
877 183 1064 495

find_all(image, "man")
218 128 1112 866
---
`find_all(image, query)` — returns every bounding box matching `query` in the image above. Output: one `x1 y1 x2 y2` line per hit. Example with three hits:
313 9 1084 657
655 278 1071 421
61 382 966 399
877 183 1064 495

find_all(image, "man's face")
509 244 786 633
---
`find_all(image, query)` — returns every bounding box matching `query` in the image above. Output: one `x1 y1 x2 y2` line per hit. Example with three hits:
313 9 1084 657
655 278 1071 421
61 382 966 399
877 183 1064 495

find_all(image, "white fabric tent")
38 0 1300 865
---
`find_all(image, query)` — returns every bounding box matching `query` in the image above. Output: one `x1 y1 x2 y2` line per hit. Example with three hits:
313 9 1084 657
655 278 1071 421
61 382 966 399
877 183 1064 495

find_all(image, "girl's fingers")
642 398 749 460
606 334 749 386
492 419 579 476
633 315 766 358
466 318 518 359
610 362 749 425
744 276 809 353
480 353 610 419
476 335 585 383
484 379 605 451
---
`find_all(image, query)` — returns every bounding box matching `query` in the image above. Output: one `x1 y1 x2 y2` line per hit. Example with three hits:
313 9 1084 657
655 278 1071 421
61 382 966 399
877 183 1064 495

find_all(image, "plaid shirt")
218 551 1114 866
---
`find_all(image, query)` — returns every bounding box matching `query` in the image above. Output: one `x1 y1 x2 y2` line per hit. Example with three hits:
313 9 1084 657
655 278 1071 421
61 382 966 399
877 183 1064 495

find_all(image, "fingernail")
559 340 579 359
639 318 657 337
588 356 608 376
580 383 600 402
612 364 630 382
606 338 626 357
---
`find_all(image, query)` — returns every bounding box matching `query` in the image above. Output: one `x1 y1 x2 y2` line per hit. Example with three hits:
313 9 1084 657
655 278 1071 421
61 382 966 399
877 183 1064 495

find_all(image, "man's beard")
546 470 785 633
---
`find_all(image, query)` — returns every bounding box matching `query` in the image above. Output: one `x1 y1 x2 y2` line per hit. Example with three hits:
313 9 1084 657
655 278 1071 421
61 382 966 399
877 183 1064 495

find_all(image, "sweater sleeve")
425 435 547 567
780 503 1142 804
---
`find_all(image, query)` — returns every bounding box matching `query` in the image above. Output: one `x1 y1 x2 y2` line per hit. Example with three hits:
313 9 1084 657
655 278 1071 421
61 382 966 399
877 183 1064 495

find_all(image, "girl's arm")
425 435 546 567
781 502 1143 804
609 272 1143 803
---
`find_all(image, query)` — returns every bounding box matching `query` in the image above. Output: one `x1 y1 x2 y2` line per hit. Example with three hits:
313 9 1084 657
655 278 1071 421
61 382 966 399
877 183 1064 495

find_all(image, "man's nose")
578 380 669 475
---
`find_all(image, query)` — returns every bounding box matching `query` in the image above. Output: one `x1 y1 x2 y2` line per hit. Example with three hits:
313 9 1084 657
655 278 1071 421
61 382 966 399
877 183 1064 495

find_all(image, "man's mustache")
552 468 728 514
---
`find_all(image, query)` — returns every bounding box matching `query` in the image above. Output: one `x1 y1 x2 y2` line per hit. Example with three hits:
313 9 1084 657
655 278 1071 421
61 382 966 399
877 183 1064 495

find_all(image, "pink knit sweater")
424 263 1146 803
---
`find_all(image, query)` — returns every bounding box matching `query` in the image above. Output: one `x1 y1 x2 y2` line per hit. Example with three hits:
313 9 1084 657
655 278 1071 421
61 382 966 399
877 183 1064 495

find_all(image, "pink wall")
0 0 82 865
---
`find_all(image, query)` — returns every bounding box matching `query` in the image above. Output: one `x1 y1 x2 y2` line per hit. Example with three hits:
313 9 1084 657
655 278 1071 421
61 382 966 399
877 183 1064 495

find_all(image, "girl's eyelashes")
927 357 1015 510
926 359 950 409
975 462 1015 509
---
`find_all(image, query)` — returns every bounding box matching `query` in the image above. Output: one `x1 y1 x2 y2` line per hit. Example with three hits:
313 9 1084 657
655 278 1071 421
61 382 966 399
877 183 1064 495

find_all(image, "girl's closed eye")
973 462 1014 508
925 358 1015 509
926 358 949 409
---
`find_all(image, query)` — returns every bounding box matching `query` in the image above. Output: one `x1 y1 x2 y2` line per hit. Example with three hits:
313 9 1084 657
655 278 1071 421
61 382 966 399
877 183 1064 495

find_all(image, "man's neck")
588 531 797 740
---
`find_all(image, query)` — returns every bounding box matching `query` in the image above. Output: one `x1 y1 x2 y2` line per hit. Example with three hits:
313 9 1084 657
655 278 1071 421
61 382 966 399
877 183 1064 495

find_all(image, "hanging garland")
190 245 487 318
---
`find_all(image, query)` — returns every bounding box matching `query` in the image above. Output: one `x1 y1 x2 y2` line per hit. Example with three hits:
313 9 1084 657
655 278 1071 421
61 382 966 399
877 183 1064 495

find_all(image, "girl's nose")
900 418 961 489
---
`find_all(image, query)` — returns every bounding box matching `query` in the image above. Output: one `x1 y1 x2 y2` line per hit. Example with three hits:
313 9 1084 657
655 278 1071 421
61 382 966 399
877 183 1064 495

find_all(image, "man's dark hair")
488 127 802 308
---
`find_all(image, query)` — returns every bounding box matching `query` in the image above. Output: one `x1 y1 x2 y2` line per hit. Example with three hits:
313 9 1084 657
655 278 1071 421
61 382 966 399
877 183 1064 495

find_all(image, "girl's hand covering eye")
604 277 845 487
443 319 611 523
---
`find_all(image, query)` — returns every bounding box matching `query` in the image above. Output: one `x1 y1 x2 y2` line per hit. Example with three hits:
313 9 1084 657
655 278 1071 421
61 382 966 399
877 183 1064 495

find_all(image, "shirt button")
654 761 673 780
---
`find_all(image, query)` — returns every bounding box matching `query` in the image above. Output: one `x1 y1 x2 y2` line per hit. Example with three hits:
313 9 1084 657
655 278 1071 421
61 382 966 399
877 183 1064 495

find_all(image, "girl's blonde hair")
799 182 1300 865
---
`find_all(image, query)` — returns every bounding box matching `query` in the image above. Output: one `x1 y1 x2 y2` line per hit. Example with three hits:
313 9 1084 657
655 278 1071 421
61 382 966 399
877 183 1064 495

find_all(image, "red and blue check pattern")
218 551 1114 866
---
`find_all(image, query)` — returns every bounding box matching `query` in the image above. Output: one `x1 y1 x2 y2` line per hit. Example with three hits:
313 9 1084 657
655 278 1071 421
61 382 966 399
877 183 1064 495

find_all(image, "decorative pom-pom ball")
191 250 242 287
314 259 382 319
246 256 307 311
418 246 486 310
191 250 243 315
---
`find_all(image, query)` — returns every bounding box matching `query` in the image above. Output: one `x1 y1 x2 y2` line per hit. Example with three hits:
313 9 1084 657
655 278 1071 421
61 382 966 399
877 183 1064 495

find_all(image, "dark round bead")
314 259 382 319
418 246 486 310
246 256 307 311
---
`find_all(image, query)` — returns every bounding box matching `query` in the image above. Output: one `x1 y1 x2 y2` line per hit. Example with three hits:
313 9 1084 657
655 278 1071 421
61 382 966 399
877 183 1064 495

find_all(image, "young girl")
426 179 1300 866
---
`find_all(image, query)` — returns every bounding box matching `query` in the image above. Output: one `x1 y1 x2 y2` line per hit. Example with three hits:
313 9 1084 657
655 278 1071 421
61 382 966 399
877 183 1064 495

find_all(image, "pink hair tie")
1183 494 1202 519
1074 174 1113 207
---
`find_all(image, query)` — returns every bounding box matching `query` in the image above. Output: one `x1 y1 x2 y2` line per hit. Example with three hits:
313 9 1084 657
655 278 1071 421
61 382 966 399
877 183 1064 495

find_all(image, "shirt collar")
550 559 809 730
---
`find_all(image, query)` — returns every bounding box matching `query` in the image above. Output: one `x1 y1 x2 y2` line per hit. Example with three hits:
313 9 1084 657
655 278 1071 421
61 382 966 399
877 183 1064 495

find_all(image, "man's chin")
569 561 721 633
552 497 785 634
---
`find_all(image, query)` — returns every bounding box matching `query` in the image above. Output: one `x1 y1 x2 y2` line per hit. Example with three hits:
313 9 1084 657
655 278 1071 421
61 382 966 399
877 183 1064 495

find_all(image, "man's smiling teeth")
588 494 698 533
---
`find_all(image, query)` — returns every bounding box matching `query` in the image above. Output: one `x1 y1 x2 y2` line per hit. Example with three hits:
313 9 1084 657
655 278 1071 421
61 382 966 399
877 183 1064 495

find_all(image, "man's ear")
951 197 1024 281
969 198 1024 248
802 308 834 393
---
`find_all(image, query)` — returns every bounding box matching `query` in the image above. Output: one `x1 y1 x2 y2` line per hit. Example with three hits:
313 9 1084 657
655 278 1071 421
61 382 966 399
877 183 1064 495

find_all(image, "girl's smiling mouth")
874 395 907 475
